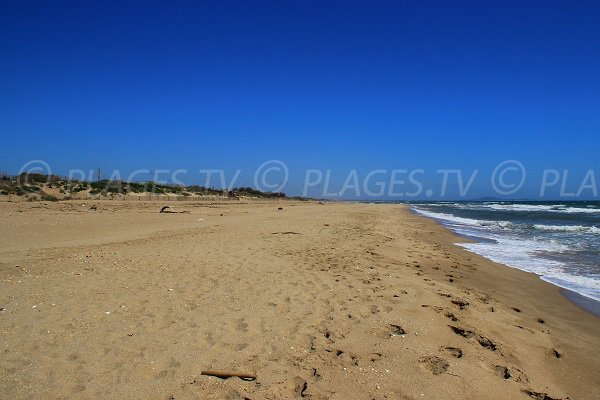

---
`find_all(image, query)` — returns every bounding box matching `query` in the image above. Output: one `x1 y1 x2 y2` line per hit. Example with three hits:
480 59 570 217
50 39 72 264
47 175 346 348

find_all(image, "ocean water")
410 201 600 303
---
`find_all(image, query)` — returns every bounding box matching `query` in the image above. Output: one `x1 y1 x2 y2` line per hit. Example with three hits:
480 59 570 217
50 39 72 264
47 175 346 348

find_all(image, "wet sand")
0 200 598 399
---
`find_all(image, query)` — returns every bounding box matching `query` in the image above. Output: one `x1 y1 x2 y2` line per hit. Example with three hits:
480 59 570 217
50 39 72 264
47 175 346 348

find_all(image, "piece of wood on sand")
200 370 257 381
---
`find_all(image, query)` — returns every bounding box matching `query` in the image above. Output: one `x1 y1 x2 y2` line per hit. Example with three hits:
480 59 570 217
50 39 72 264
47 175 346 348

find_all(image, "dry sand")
0 200 598 399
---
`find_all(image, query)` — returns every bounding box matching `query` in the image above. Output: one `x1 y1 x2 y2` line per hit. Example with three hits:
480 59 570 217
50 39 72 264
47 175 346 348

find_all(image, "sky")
1 1 599 199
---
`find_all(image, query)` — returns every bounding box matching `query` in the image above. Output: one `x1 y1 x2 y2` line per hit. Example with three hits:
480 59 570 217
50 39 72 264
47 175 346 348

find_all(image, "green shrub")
90 180 109 189
41 194 59 202
127 182 147 193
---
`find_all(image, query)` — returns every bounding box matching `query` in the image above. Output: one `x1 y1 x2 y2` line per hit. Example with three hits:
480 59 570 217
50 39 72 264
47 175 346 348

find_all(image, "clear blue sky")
1 1 599 198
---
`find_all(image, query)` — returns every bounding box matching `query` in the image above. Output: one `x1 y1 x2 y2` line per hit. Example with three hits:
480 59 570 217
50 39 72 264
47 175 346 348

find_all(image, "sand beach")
0 200 598 399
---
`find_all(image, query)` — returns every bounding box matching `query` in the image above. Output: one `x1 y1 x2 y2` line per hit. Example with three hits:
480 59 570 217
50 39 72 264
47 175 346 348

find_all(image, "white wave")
541 274 600 302
559 207 600 214
459 236 569 267
457 235 599 302
533 224 600 234
412 208 487 226
414 205 600 302
483 204 565 212
479 203 600 214
480 220 514 229
412 207 514 230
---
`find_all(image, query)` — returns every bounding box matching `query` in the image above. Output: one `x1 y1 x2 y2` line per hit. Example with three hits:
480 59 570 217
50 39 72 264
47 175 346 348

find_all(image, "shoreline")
0 200 598 399
560 288 600 317
408 205 600 318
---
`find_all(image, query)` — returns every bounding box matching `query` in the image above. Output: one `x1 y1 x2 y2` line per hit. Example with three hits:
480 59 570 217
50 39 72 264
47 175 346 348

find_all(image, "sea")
410 201 600 310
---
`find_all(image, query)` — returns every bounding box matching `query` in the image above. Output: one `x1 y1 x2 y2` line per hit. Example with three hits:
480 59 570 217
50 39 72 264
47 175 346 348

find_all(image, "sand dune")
0 201 598 399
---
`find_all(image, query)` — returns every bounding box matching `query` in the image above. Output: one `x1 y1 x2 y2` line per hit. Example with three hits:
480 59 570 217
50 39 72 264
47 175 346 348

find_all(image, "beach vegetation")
0 174 300 200
40 193 59 202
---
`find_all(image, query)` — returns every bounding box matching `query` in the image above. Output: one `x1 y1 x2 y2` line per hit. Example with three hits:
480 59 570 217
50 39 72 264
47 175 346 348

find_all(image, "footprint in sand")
522 389 565 400
476 335 498 351
451 298 470 310
440 346 463 358
548 348 562 359
495 365 512 379
445 311 459 322
448 325 499 352
388 324 407 336
419 356 450 375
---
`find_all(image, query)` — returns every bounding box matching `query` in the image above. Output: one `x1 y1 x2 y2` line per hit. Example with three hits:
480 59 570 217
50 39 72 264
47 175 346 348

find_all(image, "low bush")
41 194 59 202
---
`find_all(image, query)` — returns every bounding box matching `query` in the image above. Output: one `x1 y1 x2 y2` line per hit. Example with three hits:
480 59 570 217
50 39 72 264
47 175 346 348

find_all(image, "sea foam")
412 204 600 303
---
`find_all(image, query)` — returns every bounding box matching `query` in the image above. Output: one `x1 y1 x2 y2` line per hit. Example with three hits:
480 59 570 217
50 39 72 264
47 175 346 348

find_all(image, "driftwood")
159 206 190 214
200 370 256 381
